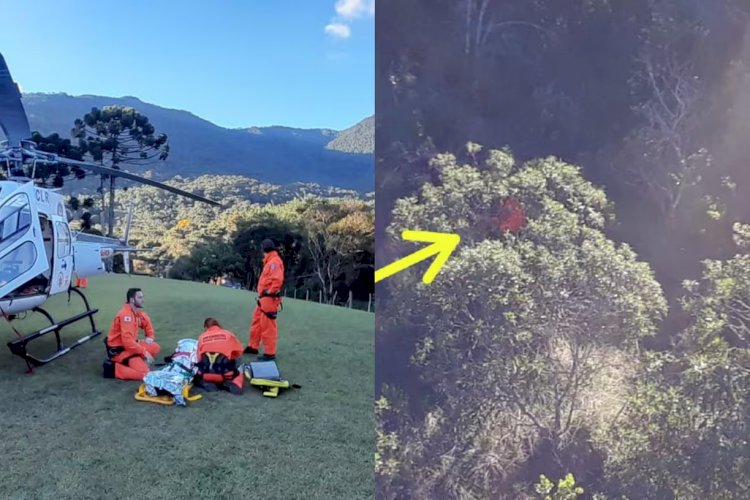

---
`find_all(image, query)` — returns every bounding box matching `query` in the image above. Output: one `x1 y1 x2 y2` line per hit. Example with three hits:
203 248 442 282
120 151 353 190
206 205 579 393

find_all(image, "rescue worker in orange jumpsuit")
245 239 284 360
102 288 161 380
195 317 245 394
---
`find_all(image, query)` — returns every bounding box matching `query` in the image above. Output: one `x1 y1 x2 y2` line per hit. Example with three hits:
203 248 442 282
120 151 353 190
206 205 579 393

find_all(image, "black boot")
195 379 219 392
223 375 244 395
244 346 259 354
102 359 115 379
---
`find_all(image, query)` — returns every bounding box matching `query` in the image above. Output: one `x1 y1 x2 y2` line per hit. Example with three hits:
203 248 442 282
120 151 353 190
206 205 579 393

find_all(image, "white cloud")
335 0 374 19
325 0 373 39
325 23 351 39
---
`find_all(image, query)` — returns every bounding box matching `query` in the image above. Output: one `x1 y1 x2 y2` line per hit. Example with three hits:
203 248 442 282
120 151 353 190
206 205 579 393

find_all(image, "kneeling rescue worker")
103 288 161 380
245 238 284 360
195 317 245 394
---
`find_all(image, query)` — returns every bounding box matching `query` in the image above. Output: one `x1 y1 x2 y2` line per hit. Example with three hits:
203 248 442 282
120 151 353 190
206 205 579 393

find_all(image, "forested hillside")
376 1 750 498
326 116 374 153
21 92 373 191
64 174 374 309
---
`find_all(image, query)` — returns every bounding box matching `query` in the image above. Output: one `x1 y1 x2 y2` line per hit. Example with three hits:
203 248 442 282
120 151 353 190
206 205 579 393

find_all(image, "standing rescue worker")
245 238 284 360
195 317 245 394
102 288 161 380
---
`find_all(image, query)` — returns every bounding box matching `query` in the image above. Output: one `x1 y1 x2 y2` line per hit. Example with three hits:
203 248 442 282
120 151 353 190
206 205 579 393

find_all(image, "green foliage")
533 473 584 500
732 222 750 251
375 395 402 477
27 131 85 186
186 239 244 283
72 105 169 236
376 1 750 497
380 145 666 497
603 250 750 498
94 175 374 307
302 198 375 302
233 216 308 289
326 115 374 153
66 195 97 231
72 106 169 167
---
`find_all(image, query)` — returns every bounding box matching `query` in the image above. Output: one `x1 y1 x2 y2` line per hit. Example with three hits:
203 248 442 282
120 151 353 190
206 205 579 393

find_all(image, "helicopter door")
49 221 73 295
0 183 49 299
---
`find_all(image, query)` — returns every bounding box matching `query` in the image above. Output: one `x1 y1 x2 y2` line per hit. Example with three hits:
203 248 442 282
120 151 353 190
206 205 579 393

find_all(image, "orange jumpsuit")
248 250 284 356
106 304 161 380
197 325 244 387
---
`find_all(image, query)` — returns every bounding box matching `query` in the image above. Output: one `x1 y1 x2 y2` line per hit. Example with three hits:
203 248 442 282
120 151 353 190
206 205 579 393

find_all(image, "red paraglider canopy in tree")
498 197 526 233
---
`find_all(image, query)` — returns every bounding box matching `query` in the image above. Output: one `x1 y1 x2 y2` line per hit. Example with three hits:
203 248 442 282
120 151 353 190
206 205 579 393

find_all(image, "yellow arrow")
375 230 461 284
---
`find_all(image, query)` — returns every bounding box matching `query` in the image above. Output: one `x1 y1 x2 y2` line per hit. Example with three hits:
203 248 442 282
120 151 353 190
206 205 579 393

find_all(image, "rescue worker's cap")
261 239 276 252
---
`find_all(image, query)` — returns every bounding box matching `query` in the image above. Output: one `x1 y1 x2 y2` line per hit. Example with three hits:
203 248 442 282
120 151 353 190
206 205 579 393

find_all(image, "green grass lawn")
0 274 374 499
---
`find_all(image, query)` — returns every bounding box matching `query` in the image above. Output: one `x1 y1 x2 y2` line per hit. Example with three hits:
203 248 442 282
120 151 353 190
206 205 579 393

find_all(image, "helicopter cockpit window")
0 241 37 286
0 193 33 255
55 222 71 257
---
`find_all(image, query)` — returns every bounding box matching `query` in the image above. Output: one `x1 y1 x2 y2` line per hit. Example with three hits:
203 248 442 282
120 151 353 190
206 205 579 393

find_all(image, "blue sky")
0 0 373 131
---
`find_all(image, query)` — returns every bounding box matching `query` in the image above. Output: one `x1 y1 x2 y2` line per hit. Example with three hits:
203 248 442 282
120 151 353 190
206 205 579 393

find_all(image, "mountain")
326 116 374 153
19 93 373 192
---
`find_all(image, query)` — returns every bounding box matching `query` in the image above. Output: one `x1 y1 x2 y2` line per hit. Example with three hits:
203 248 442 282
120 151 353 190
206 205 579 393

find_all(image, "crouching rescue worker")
195 317 245 394
102 288 161 380
245 238 284 360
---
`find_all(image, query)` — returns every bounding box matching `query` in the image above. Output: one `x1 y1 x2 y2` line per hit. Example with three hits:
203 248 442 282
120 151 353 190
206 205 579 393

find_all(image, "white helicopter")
0 53 221 372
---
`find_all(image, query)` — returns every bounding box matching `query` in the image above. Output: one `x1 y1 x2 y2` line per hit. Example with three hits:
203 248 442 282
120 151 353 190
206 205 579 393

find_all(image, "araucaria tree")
376 143 667 498
73 106 169 236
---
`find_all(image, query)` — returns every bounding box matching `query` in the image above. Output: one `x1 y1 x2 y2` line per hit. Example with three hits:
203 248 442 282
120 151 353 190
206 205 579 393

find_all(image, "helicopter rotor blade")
56 157 223 207
0 53 32 148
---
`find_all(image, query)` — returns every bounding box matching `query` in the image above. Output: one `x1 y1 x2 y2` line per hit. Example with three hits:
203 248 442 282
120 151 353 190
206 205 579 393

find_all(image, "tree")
377 144 666 497
615 4 716 226
73 105 169 237
67 195 97 232
603 222 750 498
29 131 86 186
303 199 375 303
232 217 307 290
186 239 243 283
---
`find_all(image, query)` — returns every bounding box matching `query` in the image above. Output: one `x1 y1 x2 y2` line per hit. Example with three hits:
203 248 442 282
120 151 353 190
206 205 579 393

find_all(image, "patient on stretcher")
142 338 200 406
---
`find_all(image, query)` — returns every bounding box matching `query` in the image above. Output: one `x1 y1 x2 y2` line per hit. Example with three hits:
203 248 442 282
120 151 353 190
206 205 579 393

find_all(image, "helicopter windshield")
0 192 32 255
0 241 37 287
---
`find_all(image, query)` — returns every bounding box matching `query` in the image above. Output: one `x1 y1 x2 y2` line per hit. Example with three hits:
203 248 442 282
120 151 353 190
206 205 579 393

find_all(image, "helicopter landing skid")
6 287 102 372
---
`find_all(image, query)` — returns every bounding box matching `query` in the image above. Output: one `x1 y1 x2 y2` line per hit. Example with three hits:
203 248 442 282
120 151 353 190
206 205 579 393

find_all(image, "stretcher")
134 383 202 405
243 360 300 398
